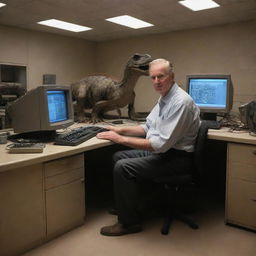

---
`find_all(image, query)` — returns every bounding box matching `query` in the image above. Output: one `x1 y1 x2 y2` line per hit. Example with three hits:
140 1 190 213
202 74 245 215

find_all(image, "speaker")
43 74 56 85
239 100 256 135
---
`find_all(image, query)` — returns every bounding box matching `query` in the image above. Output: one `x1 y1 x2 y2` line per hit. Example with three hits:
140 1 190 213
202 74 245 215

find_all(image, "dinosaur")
71 53 152 123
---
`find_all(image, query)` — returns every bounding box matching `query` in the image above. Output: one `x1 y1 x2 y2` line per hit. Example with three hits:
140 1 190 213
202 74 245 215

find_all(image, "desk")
208 128 256 231
0 128 255 255
208 128 256 145
0 136 113 173
0 134 113 256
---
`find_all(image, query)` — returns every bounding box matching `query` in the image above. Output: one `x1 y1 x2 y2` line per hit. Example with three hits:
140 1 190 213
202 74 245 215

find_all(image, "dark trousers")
112 149 193 227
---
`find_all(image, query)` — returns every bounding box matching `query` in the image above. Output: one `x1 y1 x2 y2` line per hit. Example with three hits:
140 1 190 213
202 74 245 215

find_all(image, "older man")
97 58 201 236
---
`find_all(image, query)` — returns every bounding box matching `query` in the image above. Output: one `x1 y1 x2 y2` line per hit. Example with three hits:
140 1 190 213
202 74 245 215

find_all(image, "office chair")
154 120 211 235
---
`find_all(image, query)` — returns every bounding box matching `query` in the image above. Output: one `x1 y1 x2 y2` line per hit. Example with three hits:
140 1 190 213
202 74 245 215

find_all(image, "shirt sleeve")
148 102 193 153
141 104 158 134
140 123 148 133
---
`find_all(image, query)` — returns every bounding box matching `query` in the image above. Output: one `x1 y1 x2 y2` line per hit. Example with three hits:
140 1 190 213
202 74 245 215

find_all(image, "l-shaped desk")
0 127 256 256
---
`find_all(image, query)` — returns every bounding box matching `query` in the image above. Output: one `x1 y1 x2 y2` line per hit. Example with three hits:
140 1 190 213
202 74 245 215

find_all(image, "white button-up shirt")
141 83 200 153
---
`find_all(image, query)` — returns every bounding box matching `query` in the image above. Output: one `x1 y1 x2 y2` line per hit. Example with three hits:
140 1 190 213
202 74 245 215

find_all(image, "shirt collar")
158 83 178 105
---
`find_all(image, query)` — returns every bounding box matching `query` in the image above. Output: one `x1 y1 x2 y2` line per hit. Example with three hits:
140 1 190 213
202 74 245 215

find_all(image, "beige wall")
1 20 255 116
95 20 256 115
0 25 95 90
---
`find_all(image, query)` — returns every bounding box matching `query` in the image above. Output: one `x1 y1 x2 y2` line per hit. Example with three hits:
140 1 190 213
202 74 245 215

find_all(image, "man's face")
149 64 174 96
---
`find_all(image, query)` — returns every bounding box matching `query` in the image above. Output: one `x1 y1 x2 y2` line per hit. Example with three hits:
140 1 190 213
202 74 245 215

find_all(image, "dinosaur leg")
116 109 122 118
76 99 89 123
128 92 135 119
128 92 148 121
91 100 119 123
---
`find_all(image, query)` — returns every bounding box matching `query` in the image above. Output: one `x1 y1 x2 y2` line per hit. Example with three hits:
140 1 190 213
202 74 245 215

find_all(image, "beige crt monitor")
9 85 74 134
186 74 233 120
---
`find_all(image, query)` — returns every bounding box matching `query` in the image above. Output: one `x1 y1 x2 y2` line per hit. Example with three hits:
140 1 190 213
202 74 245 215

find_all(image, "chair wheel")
189 223 199 229
161 218 172 235
161 228 169 235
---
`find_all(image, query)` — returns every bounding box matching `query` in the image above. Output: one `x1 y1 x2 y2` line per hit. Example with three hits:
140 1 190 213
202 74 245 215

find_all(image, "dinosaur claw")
90 117 103 124
77 116 90 123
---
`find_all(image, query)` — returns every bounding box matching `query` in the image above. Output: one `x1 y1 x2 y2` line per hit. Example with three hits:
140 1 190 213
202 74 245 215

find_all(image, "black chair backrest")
192 120 216 184
154 120 216 186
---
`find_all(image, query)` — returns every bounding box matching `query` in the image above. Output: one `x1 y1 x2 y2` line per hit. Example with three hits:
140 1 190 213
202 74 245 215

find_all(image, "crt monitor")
186 74 233 120
9 85 74 136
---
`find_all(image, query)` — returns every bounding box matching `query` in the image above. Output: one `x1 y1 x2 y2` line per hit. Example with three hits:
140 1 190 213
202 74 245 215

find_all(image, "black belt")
164 148 194 157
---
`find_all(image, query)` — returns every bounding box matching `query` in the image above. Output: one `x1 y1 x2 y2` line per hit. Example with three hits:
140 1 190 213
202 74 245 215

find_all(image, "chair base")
161 210 199 235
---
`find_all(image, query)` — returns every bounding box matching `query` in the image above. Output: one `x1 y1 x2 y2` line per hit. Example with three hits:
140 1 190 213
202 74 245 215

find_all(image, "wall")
1 21 255 116
0 25 95 90
95 20 256 116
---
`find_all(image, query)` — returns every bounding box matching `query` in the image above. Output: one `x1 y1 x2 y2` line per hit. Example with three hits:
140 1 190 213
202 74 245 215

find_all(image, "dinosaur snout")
139 64 149 71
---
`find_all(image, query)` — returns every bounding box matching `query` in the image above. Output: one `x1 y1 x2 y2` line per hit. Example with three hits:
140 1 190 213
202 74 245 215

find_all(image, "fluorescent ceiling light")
37 19 92 32
106 15 154 29
0 3 6 8
179 0 220 11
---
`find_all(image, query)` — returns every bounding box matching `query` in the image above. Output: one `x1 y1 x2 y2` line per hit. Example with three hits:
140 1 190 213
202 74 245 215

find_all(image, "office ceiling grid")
0 0 256 41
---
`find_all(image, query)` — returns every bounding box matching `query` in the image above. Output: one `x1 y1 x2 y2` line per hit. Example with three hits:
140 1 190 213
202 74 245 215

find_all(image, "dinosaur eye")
133 54 140 61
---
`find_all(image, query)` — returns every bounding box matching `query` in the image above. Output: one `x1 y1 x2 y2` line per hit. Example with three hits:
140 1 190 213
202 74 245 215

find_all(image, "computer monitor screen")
47 91 68 123
186 74 233 120
9 85 74 137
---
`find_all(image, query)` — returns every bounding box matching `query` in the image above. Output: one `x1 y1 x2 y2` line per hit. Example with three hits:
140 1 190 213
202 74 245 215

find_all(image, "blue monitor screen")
47 91 68 123
188 78 228 109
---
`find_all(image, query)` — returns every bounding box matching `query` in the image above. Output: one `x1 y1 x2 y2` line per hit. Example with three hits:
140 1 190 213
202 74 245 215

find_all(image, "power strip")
6 143 45 153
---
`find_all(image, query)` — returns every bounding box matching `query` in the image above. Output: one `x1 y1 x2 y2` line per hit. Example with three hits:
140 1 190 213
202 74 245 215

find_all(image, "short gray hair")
149 58 174 73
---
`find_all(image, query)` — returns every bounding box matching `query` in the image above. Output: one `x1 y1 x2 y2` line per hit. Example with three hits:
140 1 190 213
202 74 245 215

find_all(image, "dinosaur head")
127 53 152 75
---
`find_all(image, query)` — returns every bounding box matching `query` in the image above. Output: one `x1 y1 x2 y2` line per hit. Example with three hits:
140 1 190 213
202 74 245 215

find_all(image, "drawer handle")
253 150 256 155
252 199 256 202
80 178 85 183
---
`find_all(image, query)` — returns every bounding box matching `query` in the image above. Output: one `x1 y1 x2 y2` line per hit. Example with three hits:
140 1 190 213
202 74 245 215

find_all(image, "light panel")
178 0 220 11
37 19 92 32
0 2 6 8
106 15 153 29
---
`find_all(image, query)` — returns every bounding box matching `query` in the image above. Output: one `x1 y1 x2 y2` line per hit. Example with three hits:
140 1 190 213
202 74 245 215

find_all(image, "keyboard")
54 126 109 146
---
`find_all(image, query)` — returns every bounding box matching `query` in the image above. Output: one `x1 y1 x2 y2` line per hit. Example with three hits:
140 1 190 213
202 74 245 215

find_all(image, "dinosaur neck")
119 67 142 91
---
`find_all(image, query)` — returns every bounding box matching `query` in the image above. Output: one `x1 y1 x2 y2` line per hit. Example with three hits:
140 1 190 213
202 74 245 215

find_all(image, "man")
96 58 201 236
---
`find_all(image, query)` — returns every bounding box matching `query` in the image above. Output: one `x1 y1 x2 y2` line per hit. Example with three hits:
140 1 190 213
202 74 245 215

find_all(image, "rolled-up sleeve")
140 104 158 135
140 123 148 133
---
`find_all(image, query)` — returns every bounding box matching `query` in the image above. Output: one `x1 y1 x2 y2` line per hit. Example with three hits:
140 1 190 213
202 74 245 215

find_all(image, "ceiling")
0 0 256 42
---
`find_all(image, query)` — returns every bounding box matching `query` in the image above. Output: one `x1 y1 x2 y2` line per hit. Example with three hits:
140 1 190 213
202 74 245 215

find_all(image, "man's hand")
103 125 146 137
96 129 154 151
96 130 124 144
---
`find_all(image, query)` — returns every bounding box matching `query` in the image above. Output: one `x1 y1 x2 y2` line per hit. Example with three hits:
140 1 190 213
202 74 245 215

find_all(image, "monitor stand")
200 113 217 121
8 130 57 143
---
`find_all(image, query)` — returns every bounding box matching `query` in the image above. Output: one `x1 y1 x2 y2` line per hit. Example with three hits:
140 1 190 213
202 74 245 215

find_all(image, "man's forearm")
118 125 146 137
97 126 151 150
119 136 154 151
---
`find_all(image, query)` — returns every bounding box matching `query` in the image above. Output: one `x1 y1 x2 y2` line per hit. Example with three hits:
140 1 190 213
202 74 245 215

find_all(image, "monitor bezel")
10 84 74 134
39 85 74 130
186 74 233 114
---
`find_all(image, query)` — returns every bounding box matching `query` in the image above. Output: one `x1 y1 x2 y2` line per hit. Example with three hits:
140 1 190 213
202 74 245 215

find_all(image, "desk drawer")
45 179 85 239
228 143 256 165
44 154 84 177
45 167 84 190
44 153 86 239
228 162 256 182
226 179 256 230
